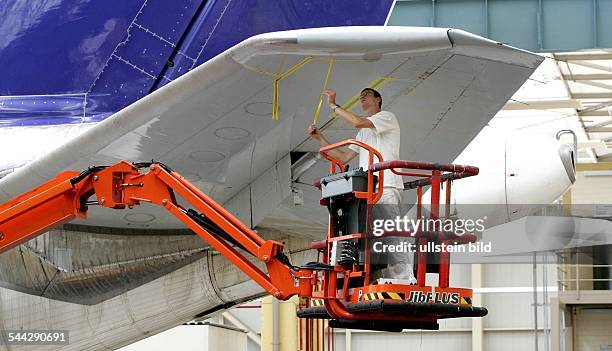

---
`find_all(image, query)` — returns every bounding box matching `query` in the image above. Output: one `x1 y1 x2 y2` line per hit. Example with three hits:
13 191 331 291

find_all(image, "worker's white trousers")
378 187 403 205
373 187 416 281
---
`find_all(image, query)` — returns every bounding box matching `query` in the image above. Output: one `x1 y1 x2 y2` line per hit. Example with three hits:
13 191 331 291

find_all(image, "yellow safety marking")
330 76 394 118
460 297 471 305
242 64 280 78
362 292 403 301
272 56 313 120
243 57 356 79
273 79 280 120
241 57 394 122
312 58 335 125
388 292 402 300
279 57 313 79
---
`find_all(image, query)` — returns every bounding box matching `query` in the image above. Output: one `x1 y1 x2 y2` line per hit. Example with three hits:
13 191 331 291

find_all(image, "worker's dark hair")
361 88 382 108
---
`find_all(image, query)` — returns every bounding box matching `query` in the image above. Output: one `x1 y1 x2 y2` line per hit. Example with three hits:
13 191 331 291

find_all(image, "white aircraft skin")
429 127 576 227
0 27 573 350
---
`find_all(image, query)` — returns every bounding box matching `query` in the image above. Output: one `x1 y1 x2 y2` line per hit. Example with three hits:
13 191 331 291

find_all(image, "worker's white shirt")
349 111 404 190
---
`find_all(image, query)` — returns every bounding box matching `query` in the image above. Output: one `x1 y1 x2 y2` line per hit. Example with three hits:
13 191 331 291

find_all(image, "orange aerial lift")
0 140 486 332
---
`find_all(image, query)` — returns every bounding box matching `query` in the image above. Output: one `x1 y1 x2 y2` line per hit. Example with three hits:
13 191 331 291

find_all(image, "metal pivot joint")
0 161 313 301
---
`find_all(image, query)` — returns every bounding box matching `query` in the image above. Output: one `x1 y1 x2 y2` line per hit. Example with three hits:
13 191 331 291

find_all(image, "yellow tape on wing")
242 64 280 78
331 76 394 117
273 79 279 120
272 57 313 120
312 58 335 125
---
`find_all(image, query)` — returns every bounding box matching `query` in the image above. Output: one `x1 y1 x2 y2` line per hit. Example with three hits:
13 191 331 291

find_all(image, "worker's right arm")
308 124 357 164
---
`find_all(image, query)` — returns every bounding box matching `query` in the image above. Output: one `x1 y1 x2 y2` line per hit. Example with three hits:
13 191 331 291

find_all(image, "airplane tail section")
0 0 394 126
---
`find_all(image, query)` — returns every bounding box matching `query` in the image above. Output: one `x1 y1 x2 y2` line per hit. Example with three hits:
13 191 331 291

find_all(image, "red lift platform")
0 140 486 332
298 140 486 331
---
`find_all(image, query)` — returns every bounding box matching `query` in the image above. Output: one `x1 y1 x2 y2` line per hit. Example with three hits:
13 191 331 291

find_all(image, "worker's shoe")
387 263 416 278
373 263 417 285
376 277 417 285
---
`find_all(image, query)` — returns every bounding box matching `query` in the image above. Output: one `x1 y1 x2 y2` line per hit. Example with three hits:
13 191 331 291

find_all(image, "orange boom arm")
0 143 487 332
0 161 313 300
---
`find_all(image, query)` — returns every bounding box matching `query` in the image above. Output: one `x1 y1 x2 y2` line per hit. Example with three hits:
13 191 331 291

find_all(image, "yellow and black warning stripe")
362 292 404 301
310 299 324 307
460 297 472 305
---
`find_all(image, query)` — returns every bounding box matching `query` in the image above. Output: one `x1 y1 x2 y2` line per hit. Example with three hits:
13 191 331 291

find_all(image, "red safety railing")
367 159 479 288
319 139 384 205
314 140 481 321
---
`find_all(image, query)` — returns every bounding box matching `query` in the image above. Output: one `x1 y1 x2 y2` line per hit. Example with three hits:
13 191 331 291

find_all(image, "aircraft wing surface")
0 26 543 231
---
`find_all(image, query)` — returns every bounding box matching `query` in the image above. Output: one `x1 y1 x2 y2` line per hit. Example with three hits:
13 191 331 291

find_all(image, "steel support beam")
574 93 612 99
555 53 612 61
585 127 612 133
566 60 612 72
563 73 612 81
472 264 484 351
550 297 562 351
345 329 352 351
588 119 612 128
579 110 612 116
223 311 262 347
574 80 612 90
503 99 581 110
576 162 612 171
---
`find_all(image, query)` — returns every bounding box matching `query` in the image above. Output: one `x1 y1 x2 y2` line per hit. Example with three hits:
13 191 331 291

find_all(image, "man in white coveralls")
308 87 416 284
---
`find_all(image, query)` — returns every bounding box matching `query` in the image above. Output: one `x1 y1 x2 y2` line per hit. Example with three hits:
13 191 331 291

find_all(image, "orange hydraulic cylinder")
0 171 87 255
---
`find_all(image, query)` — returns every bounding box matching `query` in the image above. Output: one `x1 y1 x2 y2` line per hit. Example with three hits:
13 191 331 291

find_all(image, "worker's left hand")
323 89 337 107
